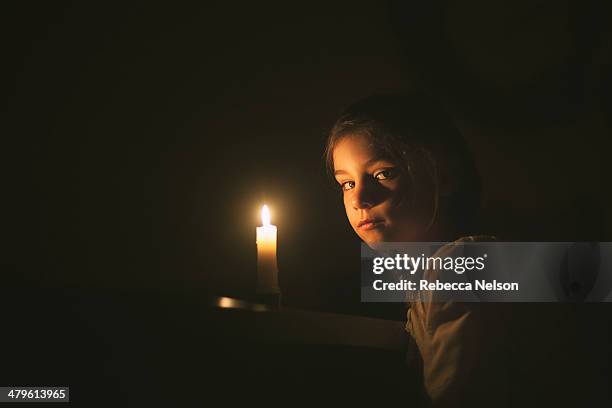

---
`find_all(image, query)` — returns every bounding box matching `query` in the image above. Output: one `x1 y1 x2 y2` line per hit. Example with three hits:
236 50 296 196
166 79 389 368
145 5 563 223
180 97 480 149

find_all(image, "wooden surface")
206 296 410 351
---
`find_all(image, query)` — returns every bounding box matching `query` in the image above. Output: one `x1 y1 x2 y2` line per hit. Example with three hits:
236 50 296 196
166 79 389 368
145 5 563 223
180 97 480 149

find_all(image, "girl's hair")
324 92 482 234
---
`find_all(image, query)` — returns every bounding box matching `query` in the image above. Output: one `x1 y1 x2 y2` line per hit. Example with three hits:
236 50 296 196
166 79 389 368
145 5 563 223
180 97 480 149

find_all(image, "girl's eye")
374 168 397 180
341 181 355 191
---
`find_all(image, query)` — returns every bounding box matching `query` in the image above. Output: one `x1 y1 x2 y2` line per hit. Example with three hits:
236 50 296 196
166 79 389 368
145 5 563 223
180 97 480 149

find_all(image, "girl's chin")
359 232 389 246
361 231 419 246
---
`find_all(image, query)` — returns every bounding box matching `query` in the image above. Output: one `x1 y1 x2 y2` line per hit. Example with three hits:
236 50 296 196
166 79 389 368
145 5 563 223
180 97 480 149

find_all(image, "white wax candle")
256 205 279 294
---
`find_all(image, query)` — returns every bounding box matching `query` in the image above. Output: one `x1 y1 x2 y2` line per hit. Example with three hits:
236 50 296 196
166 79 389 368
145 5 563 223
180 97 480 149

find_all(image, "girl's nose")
352 182 375 209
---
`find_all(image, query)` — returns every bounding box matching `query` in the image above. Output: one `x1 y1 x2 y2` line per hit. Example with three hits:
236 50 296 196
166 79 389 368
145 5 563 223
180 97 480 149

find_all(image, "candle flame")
261 205 271 226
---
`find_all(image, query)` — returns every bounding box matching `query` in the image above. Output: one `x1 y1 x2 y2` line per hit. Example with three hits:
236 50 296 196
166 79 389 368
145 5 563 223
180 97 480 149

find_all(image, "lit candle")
256 205 279 294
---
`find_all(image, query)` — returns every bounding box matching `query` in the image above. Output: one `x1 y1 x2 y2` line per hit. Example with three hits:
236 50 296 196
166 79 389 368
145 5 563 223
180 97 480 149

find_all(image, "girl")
324 92 510 407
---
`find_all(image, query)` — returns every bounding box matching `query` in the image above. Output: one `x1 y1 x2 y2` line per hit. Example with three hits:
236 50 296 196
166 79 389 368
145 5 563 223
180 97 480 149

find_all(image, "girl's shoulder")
431 234 497 257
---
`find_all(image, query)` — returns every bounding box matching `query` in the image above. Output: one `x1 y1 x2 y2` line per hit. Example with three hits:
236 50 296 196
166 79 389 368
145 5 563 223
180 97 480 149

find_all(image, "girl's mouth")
358 219 383 230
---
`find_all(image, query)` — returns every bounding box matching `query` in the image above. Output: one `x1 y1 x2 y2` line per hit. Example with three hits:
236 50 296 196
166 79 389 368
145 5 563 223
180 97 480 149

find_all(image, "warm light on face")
261 204 271 226
332 134 433 244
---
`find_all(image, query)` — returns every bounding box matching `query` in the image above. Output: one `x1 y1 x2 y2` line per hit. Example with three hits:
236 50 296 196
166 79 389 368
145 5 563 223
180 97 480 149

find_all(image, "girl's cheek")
343 192 352 208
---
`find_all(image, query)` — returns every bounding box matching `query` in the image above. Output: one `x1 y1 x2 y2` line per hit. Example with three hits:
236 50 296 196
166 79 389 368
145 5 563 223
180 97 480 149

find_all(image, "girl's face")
332 133 433 246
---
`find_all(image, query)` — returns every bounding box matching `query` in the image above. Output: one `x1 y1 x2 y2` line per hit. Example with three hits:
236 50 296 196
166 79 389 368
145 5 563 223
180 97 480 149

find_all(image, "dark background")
4 0 612 309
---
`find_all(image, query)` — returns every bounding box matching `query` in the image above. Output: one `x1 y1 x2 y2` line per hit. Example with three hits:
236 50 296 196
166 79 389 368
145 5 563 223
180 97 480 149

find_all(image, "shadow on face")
332 134 435 246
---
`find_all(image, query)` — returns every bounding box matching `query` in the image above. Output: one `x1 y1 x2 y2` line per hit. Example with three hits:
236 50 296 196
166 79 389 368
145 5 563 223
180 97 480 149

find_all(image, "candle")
256 205 279 294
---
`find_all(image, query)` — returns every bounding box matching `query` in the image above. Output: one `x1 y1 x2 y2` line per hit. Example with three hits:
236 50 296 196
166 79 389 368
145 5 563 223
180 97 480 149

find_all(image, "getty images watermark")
361 242 612 302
